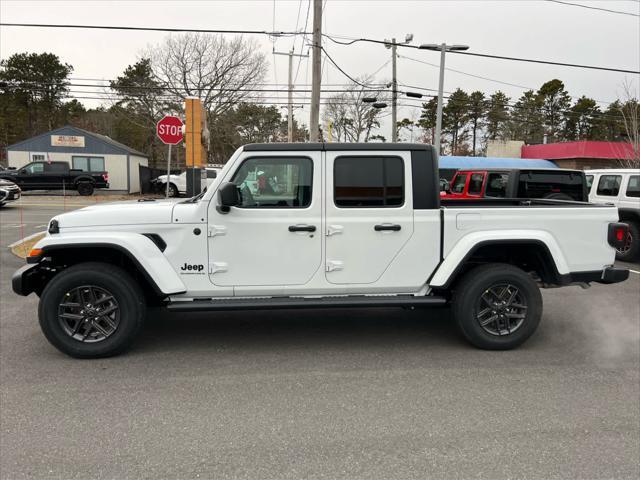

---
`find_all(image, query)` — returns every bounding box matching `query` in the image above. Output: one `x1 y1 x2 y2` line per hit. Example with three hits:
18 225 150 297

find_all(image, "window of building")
72 156 105 172
485 173 509 197
231 156 313 208
451 173 468 194
626 175 640 198
334 156 404 207
31 154 45 162
468 173 485 195
596 175 621 197
24 163 44 174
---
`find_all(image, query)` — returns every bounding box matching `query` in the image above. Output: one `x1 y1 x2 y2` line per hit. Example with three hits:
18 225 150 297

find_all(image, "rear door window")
597 175 622 197
468 173 484 195
485 173 509 197
451 174 467 194
626 175 640 198
334 156 404 207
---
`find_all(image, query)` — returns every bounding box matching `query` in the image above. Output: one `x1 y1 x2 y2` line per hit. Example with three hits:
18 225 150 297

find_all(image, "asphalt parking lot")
1 198 639 479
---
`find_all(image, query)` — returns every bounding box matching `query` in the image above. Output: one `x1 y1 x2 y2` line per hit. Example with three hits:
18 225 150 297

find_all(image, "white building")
5 125 149 193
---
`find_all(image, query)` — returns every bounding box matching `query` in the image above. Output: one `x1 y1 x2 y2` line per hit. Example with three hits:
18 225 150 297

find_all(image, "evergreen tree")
510 90 544 144
467 91 488 155
486 91 511 141
537 79 571 141
564 96 601 140
443 88 470 155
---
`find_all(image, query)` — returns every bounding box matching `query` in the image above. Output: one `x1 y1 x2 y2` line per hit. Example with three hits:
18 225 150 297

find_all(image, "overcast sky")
1 0 639 137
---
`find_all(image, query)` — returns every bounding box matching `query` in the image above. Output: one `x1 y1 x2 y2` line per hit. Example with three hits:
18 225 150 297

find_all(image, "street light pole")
419 43 469 155
435 43 446 155
391 38 398 142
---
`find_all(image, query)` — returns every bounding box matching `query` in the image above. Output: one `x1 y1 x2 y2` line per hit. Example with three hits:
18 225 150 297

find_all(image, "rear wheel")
39 262 146 358
616 221 640 262
452 263 543 350
76 182 94 196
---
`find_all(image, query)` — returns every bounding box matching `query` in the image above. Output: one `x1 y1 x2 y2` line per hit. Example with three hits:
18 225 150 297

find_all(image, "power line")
545 0 640 17
399 54 615 105
322 32 640 74
1 22 637 74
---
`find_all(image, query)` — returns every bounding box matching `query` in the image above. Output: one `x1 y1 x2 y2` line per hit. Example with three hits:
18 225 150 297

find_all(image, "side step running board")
166 295 448 312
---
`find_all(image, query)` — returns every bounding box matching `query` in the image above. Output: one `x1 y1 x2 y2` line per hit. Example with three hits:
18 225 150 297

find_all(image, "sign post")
156 115 184 198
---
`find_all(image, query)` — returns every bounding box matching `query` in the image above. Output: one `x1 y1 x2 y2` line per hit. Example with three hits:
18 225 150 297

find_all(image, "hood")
54 199 179 229
0 178 18 186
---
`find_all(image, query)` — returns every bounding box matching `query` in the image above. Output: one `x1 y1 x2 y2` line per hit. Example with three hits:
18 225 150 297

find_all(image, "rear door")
325 152 413 285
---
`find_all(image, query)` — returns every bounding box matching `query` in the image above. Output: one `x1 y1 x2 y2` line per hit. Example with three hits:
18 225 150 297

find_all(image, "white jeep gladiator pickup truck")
13 143 629 358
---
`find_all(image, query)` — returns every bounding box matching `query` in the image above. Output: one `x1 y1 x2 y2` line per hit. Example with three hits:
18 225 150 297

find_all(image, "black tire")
616 221 640 262
76 182 94 196
452 263 543 350
38 262 146 358
168 183 179 198
543 192 573 201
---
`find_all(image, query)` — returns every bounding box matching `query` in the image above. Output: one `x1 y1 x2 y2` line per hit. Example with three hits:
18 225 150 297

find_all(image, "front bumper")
562 266 629 286
12 264 40 296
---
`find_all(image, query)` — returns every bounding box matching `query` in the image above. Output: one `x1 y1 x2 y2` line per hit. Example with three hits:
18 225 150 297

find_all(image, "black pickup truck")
0 161 109 196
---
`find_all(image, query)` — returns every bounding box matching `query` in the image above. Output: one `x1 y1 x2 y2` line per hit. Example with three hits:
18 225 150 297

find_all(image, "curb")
8 231 47 249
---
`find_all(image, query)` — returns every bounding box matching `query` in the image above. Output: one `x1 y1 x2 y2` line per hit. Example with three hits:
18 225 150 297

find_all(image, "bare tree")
618 80 640 168
148 34 268 118
322 77 389 142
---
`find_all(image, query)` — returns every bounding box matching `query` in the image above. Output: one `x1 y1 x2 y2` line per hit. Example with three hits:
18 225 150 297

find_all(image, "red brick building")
521 141 636 170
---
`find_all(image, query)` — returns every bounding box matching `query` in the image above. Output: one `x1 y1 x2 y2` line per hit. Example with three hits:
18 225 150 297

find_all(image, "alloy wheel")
58 286 120 343
475 284 528 336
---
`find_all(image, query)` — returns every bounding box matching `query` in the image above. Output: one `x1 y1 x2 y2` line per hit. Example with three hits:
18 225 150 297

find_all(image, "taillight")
102 173 109 182
608 223 629 249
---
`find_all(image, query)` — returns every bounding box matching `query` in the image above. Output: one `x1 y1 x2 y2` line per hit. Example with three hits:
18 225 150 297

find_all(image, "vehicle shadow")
136 306 463 355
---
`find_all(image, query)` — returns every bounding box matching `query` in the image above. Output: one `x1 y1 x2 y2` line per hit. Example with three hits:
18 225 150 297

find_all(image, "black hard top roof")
243 142 433 152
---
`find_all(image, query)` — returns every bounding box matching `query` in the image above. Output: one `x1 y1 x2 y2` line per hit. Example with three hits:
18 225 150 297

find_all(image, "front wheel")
38 262 146 358
452 263 542 350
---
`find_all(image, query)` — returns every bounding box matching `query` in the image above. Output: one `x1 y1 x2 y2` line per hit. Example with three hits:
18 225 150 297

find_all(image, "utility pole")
391 38 398 142
385 34 413 143
309 0 322 142
274 49 308 142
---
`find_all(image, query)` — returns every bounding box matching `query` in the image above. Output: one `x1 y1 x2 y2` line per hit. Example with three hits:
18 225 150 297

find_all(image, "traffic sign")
156 115 184 145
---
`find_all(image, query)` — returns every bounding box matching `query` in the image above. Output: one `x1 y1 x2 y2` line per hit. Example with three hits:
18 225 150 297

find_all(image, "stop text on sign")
156 115 184 145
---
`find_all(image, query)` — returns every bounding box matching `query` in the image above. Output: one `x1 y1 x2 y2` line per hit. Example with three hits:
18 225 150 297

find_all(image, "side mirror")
217 182 239 213
20 169 28 174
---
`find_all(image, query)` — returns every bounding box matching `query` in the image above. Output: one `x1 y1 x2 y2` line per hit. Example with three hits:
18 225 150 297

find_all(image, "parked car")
586 169 640 262
13 143 628 358
0 178 21 207
151 166 221 197
442 168 587 201
0 161 109 196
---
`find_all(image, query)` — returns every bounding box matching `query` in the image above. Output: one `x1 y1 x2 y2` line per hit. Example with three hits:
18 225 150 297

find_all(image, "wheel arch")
429 238 566 290
19 235 186 300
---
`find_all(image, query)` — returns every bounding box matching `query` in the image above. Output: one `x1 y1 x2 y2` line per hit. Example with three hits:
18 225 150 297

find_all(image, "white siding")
128 155 149 193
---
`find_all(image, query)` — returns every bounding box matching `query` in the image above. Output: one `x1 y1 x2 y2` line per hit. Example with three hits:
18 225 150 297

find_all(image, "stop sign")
156 115 184 144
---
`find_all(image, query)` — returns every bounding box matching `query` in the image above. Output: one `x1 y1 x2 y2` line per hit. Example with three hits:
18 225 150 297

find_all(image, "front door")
208 153 322 288
325 152 414 285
